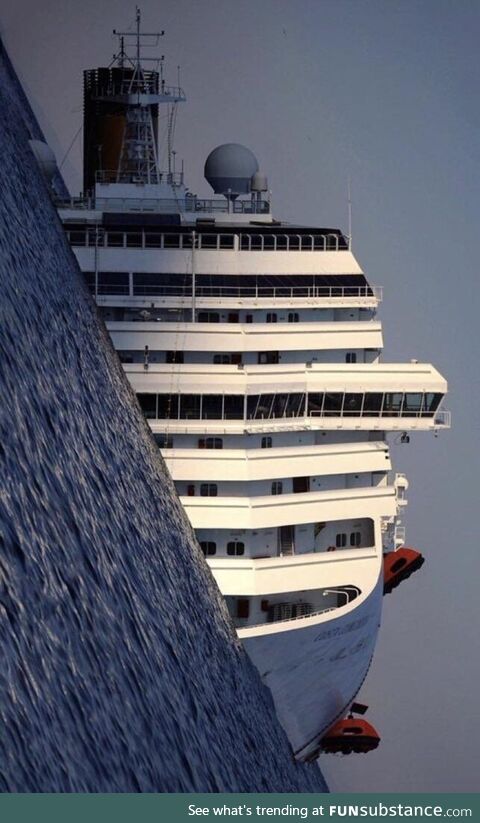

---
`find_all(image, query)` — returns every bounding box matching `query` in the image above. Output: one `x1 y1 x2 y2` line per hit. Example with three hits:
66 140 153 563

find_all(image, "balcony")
181 485 397 530
207 544 379 597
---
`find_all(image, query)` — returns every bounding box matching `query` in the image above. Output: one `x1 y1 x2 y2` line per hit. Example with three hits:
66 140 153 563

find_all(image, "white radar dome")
204 143 259 198
28 140 58 183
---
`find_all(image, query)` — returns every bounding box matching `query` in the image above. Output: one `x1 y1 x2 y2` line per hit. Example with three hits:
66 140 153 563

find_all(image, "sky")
1 0 479 793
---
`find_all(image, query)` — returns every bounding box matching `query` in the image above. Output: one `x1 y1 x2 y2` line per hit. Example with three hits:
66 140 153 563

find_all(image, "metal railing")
239 233 347 251
57 194 270 215
65 228 349 252
95 170 185 186
433 410 451 427
126 284 381 300
236 605 337 630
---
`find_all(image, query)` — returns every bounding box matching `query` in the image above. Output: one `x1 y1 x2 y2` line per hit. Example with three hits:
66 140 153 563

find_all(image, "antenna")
347 176 352 250
105 8 186 185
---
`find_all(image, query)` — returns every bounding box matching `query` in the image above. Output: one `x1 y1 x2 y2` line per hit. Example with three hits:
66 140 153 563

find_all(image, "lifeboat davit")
383 547 425 594
320 703 380 755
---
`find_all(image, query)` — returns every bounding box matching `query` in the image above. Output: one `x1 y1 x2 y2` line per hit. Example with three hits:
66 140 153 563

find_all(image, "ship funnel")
204 143 259 199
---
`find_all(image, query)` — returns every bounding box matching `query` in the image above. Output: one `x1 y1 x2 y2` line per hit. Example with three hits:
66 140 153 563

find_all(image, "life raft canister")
320 716 381 755
383 547 425 595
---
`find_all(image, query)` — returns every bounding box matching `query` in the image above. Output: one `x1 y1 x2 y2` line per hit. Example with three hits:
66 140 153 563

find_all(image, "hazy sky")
1 0 479 793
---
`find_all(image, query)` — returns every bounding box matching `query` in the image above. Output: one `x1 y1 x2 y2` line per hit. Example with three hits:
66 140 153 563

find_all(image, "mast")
84 7 186 188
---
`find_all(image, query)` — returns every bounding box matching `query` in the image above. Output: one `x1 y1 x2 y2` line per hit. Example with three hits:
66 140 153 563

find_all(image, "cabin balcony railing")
128 284 381 300
88 282 382 301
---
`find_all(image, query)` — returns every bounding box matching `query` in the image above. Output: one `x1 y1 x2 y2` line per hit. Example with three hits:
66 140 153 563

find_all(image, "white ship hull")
242 573 383 759
57 17 449 759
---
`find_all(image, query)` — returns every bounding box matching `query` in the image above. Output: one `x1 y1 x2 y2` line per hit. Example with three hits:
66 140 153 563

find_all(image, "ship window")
261 437 273 448
248 394 270 419
219 235 235 249
166 351 184 363
187 485 195 496
271 481 283 495
423 393 442 415
198 312 219 323
245 314 253 323
288 312 299 323
157 394 179 419
137 394 157 419
200 541 217 556
96 272 129 295
336 533 347 548
363 393 383 416
179 395 201 419
118 352 134 364
153 433 174 449
213 354 242 364
224 395 244 419
144 234 162 249
163 234 181 249
271 394 289 417
266 313 277 323
198 438 223 449
228 313 239 323
293 476 310 493
350 532 361 547
343 393 364 415
202 395 223 419
236 598 250 618
403 393 422 416
346 352 357 363
258 351 279 364
285 393 305 417
133 272 192 296
69 230 87 246
106 232 124 247
227 541 245 556
383 393 404 416
126 232 143 248
199 234 218 249
323 393 343 416
200 484 218 497
307 393 324 415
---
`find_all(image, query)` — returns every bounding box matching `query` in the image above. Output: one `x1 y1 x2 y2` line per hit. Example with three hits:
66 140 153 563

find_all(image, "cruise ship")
54 13 449 762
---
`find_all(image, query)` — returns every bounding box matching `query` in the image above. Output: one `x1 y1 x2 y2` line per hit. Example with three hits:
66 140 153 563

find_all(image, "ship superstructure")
56 13 449 761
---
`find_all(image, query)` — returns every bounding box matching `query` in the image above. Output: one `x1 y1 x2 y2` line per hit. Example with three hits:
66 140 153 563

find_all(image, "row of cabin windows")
154 435 273 449
336 531 361 548
196 312 300 324
124 350 358 366
200 541 245 557
139 392 443 420
200 534 362 560
187 484 218 497
188 477 313 497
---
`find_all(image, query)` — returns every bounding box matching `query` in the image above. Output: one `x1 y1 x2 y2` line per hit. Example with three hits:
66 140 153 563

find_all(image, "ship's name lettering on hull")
313 614 370 643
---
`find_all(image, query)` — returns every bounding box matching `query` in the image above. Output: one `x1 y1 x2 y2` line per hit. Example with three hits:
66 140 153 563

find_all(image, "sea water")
0 40 327 793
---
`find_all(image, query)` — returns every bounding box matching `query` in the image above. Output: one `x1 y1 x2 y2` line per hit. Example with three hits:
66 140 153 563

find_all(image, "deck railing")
65 228 349 252
126 284 381 300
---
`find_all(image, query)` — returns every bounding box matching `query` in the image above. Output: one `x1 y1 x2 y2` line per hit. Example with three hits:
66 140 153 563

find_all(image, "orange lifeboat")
320 704 380 754
383 547 424 594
